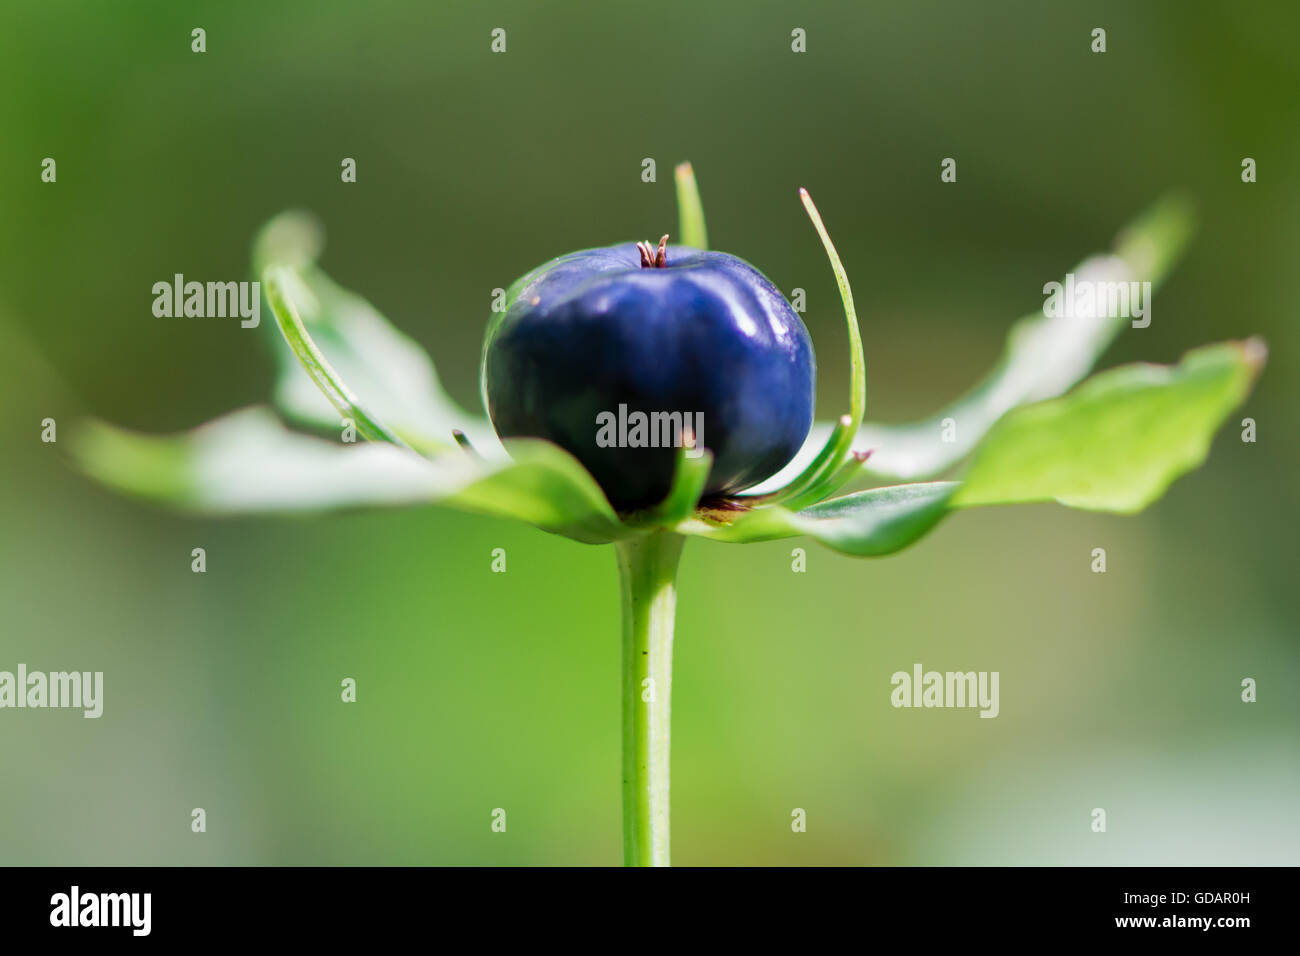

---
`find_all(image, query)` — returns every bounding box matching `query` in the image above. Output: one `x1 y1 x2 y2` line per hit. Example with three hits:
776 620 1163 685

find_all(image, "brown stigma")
637 234 670 268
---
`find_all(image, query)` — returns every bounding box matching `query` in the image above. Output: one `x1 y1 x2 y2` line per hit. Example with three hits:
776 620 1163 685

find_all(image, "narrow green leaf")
801 187 867 430
263 267 408 447
757 188 867 505
673 162 708 250
633 446 714 527
953 339 1266 512
781 451 871 513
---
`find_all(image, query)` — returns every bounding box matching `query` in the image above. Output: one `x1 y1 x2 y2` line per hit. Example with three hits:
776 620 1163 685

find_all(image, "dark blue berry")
483 239 816 511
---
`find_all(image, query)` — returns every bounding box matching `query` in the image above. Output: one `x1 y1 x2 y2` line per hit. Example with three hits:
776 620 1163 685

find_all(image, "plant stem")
615 530 685 866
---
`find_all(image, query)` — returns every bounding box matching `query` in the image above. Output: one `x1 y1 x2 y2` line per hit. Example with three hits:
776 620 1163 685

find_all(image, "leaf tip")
253 210 324 273
1241 336 1269 373
452 428 483 460
1114 193 1197 282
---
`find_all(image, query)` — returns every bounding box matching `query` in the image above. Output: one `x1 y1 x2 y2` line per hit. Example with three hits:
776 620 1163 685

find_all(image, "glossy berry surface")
483 241 816 511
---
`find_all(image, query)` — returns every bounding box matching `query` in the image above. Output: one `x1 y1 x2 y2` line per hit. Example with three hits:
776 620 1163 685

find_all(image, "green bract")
72 162 1266 866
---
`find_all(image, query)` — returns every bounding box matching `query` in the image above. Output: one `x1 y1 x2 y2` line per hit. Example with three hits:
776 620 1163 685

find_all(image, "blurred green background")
1 0 1296 865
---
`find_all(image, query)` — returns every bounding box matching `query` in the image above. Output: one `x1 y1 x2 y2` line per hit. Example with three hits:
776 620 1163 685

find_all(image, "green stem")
615 531 685 866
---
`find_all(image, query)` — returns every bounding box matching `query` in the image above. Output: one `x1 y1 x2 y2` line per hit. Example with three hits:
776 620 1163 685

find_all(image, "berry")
483 238 816 510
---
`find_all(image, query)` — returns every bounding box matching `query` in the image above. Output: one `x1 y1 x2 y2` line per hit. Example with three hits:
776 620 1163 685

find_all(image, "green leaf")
465 437 630 543
674 162 709 250
952 339 1266 512
72 408 630 544
756 195 1196 491
253 212 500 457
794 482 957 555
759 188 867 507
680 482 957 556
687 338 1263 555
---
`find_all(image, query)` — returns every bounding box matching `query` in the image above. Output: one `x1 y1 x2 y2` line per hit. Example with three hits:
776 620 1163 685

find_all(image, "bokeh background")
1 0 1296 865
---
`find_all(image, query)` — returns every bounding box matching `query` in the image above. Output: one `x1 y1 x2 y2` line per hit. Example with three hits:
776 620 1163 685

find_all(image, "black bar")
0 866 1281 941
